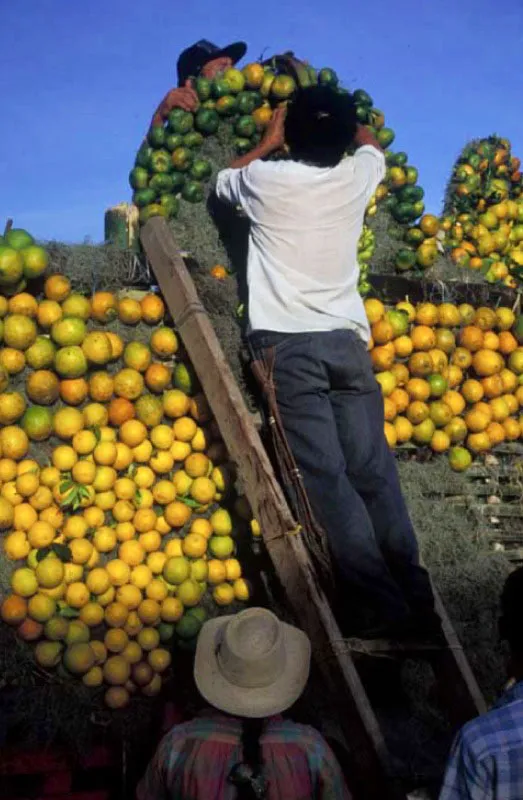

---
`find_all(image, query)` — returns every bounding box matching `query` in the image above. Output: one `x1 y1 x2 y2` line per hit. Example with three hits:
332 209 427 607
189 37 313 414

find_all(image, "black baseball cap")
177 39 247 86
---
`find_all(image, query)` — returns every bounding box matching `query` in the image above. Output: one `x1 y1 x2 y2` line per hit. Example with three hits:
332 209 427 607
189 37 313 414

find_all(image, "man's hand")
151 80 199 126
261 105 287 154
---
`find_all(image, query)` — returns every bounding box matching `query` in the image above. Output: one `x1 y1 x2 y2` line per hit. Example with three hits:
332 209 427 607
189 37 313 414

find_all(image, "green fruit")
21 406 54 441
395 248 417 272
412 200 425 217
187 607 207 624
148 125 166 147
392 202 418 223
195 77 211 101
405 227 425 245
159 194 180 218
389 151 408 167
183 132 204 149
405 166 419 185
171 147 193 172
133 189 157 208
165 133 184 152
167 110 193 134
173 362 196 394
514 315 523 345
377 128 395 148
181 181 204 204
235 115 256 138
170 172 186 192
0 247 24 285
355 106 370 124
318 67 338 87
5 229 34 251
190 159 212 181
201 99 216 110
149 150 172 174
139 204 169 224
235 137 252 155
248 90 263 109
212 78 232 98
236 91 256 115
195 108 220 135
352 89 373 106
149 173 173 193
158 622 175 642
175 613 202 640
383 195 398 213
135 144 153 169
129 167 149 190
215 95 237 116
398 185 424 204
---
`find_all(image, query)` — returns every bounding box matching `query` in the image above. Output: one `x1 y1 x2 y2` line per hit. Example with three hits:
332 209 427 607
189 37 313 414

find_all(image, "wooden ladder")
141 218 487 800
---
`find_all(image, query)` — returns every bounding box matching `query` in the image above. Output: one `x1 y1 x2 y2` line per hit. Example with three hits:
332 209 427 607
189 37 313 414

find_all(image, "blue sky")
1 0 522 243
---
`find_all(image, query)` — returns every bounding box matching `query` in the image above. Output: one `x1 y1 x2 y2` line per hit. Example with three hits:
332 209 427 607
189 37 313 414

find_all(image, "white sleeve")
215 167 249 210
354 145 386 202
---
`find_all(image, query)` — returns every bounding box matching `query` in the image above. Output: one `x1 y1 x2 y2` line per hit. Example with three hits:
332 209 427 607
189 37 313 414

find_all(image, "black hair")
284 85 358 168
228 718 268 799
500 567 523 654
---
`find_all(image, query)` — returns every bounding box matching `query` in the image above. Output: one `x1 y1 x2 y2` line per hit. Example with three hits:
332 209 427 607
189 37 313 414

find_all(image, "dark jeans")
249 328 435 628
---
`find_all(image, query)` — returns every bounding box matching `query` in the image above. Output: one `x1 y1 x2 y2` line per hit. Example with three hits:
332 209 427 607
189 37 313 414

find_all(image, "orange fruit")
394 416 413 443
145 363 171 394
415 303 438 326
442 390 465 416
106 332 124 360
464 408 490 432
91 292 117 323
383 421 397 448
0 347 25 375
459 326 484 352
490 397 510 422
370 346 394 371
410 326 436 351
498 331 517 355
437 304 460 327
408 352 433 377
82 331 113 365
108 397 135 426
406 401 429 424
3 315 37 351
393 336 413 358
51 316 86 347
445 365 463 389
406 378 430 401
419 214 439 236
431 430 450 453
59 377 89 406
390 363 410 387
444 417 468 444
140 294 165 325
0 391 26 425
481 374 504 399
383 397 397 421
467 432 490 453
45 274 71 302
1 594 28 625
135 394 164 427
150 327 178 358
482 332 500 351
486 421 505 446
412 418 435 444
428 349 448 373
435 328 456 354
364 298 385 324
124 341 151 373
429 401 453 427
61 293 92 320
26 369 59 405
118 297 142 325
474 307 497 331
503 418 521 441
472 350 503 377
451 347 473 369
120 419 147 447
114 368 144 400
89 372 114 402
448 446 472 471
54 346 88 378
8 292 39 318
371 319 394 345
37 299 63 329
389 388 409 414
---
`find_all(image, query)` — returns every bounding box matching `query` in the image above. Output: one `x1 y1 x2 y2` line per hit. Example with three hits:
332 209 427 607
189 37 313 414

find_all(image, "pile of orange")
0 273 253 709
365 297 523 471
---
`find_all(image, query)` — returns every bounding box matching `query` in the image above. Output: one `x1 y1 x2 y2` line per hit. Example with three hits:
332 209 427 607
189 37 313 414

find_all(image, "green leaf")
59 480 74 492
92 425 102 442
59 606 80 619
177 495 200 509
36 547 52 562
153 504 164 516
52 543 72 562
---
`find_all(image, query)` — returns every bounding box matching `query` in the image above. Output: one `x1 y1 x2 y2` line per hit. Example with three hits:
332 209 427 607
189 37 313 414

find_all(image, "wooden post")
141 217 402 799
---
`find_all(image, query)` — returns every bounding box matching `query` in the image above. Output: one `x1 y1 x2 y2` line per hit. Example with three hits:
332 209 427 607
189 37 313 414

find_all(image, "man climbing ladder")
215 85 440 639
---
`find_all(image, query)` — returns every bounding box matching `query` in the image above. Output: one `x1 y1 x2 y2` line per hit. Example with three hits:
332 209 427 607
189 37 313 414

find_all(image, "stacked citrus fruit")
0 227 49 295
437 137 523 286
0 273 251 709
365 297 523 470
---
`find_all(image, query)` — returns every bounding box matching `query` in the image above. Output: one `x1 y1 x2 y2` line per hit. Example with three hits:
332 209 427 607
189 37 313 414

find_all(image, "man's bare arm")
229 106 287 169
353 123 383 152
150 80 199 127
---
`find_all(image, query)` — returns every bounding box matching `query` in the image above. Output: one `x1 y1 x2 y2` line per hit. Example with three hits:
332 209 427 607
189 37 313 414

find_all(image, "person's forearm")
229 140 274 170
353 123 383 152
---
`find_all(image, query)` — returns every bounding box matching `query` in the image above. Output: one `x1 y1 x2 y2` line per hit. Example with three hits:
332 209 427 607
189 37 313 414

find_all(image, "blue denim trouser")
249 328 435 627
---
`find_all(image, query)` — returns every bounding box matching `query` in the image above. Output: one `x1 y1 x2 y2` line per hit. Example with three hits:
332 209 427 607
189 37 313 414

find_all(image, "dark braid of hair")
228 718 268 799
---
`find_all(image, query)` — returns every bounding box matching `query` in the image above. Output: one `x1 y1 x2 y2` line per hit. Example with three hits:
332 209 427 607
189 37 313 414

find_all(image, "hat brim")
215 41 248 66
194 615 311 719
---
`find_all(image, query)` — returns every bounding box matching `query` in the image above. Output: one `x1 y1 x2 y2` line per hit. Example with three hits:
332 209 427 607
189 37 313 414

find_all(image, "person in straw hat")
136 607 351 799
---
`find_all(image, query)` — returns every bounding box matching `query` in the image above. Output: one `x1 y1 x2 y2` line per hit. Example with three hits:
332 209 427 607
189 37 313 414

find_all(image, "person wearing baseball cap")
150 39 247 127
136 607 351 799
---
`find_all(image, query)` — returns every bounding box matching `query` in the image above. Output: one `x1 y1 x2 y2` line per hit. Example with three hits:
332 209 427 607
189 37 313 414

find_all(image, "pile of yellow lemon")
0 273 253 709
365 297 523 471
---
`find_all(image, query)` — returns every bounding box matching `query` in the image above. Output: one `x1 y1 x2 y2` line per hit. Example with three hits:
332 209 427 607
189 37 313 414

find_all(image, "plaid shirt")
440 680 523 799
136 711 352 799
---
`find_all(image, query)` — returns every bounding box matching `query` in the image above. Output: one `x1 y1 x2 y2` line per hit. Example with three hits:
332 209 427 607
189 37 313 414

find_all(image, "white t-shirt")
215 145 385 342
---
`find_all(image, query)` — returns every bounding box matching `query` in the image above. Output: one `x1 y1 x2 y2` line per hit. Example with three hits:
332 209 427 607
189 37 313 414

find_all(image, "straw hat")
194 607 311 718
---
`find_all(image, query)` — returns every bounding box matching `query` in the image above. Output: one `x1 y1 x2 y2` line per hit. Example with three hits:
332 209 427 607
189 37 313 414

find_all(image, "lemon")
103 655 131 686
97 585 116 607
208 535 235 559
83 665 104 687
44 616 69 641
176 579 201 607
138 598 161 625
233 578 250 602
16 472 39 498
105 601 128 628
11 567 38 597
134 466 155 489
65 581 90 609
115 522 135 543
138 530 161 553
105 558 131 587
72 429 97 455
79 602 105 627
72 460 97 485
105 628 129 653
93 466 117 492
35 557 64 589
35 640 62 668
95 491 117 513
86 567 111 595
189 477 216 505
63 562 84 583
213 582 235 606
170 441 192 461
150 424 174 450
114 477 136 501
146 551 167 575
182 533 207 559
160 596 184 623
132 440 153 464
173 416 197 442
40 582 66 600
145 578 168 602
52 445 78 471
210 508 232 536
190 518 213 538
152 479 176 506
112 499 135 522
149 450 174 474
64 642 95 675
3 530 30 560
94 441 117 467
116 583 142 610
147 648 171 673
124 610 143 637
119 540 145 566
224 559 242 582
190 559 208 582
27 592 57 622
63 515 89 540
207 559 227 585
27 520 55 548
122 640 142 664
130 564 153 590
65 619 91 644
105 686 130 709
173 470 193 497
137 626 160 651
164 539 183 558
191 427 208 452
163 556 190 585
93 526 117 552
69 539 93 566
